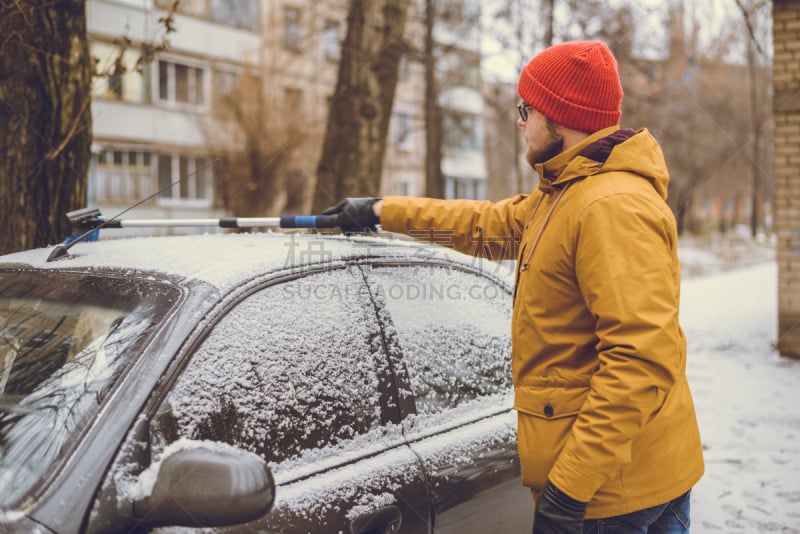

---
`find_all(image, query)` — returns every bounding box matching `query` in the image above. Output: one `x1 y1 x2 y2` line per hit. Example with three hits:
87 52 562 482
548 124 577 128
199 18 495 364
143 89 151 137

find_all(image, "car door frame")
358 258 532 533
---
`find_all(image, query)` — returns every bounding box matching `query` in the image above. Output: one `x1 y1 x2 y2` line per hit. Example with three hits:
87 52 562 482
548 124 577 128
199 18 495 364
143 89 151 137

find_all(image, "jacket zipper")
519 183 573 273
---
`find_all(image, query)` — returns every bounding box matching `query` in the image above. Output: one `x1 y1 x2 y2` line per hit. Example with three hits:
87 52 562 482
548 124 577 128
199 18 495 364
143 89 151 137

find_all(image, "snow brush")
46 207 342 262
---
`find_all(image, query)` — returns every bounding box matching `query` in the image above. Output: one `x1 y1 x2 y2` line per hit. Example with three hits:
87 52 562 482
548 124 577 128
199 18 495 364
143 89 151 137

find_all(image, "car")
0 231 532 533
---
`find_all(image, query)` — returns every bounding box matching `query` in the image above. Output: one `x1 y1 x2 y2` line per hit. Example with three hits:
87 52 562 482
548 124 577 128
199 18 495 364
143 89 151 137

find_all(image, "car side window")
151 267 387 465
364 265 512 415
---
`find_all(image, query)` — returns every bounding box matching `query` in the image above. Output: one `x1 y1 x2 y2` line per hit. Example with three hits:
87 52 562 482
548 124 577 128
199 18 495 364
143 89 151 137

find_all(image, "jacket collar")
534 126 631 193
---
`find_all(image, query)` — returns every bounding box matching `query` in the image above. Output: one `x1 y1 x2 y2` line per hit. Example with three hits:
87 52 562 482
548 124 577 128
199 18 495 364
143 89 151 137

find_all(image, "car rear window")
364 265 512 414
0 271 178 507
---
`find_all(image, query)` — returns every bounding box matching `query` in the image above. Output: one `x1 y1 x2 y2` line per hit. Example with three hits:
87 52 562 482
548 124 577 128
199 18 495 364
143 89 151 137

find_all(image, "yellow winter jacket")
380 126 704 519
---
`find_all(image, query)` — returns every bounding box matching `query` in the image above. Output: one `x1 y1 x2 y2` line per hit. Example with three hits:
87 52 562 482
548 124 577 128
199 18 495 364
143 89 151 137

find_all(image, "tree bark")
423 0 444 199
0 1 92 254
313 0 410 213
542 0 555 47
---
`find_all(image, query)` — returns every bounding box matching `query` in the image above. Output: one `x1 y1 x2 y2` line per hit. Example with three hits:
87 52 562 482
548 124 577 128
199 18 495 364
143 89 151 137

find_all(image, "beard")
525 121 564 167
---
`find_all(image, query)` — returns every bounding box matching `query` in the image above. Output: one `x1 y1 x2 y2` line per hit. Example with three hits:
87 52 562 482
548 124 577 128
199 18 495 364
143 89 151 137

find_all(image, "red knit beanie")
517 41 623 132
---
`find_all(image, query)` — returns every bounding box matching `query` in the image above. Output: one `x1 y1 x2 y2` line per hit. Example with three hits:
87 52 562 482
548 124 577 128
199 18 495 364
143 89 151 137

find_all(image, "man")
322 41 704 533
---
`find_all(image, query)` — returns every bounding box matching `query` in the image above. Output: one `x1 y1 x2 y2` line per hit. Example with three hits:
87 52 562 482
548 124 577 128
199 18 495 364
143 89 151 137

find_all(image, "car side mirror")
132 442 275 527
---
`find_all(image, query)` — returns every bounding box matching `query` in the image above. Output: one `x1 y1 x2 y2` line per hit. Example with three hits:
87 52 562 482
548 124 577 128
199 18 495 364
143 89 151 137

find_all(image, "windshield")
0 271 178 507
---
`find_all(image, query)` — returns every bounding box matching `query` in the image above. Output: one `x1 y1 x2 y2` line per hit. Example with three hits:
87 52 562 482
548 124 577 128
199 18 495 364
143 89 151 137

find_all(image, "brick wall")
774 0 800 357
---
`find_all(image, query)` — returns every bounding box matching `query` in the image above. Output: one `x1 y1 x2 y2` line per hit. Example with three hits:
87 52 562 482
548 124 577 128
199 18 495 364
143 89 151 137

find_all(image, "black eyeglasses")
517 102 533 122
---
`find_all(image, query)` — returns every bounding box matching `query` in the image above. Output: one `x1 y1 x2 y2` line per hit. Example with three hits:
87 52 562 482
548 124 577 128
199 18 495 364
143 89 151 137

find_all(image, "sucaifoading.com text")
281 282 503 301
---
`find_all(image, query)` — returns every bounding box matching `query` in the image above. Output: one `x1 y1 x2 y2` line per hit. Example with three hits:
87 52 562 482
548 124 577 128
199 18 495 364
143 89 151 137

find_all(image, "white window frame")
157 154 214 208
322 18 341 61
153 56 211 111
393 111 414 151
445 176 485 200
394 179 412 196
282 6 303 52
93 148 155 204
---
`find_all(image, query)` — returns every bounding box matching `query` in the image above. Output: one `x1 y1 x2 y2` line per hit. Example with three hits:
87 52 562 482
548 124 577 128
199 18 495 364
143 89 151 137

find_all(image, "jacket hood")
534 126 670 200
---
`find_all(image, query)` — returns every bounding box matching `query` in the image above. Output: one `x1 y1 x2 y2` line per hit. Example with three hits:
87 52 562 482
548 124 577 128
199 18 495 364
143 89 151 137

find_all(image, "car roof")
0 232 512 291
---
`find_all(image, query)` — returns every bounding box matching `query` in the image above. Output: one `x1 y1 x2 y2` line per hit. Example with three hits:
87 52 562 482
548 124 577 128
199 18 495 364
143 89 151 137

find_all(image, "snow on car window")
365 265 512 414
154 266 387 466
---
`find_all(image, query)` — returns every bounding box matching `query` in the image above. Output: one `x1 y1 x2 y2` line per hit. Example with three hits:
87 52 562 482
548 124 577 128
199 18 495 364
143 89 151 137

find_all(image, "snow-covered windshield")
0 272 177 507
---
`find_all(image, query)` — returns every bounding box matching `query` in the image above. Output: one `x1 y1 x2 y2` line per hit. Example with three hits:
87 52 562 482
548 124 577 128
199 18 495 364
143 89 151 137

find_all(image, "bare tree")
417 0 485 199
735 0 772 237
423 0 445 198
206 71 309 219
654 1 766 235
0 1 92 254
0 1 178 254
312 0 411 213
484 0 635 198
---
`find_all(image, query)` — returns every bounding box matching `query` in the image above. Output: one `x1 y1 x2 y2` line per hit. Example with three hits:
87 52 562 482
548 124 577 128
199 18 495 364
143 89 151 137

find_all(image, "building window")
94 150 213 205
443 113 482 151
157 155 214 205
155 0 260 31
212 68 238 103
94 150 154 203
284 87 303 113
91 42 148 103
155 0 205 17
445 176 484 200
393 112 413 151
282 6 303 52
107 71 123 100
209 0 259 30
398 53 410 80
156 59 207 108
323 19 341 61
439 50 480 89
394 180 412 196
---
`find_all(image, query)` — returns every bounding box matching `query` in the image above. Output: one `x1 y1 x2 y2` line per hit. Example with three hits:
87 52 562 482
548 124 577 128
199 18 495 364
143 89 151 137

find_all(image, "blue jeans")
582 491 691 533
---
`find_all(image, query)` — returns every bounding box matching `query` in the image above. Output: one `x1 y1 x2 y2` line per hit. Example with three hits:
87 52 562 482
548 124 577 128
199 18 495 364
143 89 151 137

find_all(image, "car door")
362 261 532 533
88 265 431 533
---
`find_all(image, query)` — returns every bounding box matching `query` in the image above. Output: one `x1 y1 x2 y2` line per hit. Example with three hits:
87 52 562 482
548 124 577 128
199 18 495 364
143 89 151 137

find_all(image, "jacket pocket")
514 385 589 490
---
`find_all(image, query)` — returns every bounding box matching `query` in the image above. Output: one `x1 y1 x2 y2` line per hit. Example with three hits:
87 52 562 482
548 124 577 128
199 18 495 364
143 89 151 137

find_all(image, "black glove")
533 480 587 534
321 197 381 232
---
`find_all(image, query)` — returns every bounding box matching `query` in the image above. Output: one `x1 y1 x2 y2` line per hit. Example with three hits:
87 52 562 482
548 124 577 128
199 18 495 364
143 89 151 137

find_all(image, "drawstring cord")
519 183 572 272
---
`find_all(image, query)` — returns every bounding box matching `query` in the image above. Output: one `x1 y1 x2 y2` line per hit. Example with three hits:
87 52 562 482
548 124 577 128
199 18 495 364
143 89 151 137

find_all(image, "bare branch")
734 0 766 57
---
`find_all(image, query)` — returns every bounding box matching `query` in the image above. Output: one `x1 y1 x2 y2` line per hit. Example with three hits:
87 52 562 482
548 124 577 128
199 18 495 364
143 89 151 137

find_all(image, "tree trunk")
423 0 444 199
313 0 410 213
676 188 692 236
542 0 555 47
0 1 92 254
746 26 762 239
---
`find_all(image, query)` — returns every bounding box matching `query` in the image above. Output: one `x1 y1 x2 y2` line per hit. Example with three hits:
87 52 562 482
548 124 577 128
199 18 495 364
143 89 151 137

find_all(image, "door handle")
350 504 403 534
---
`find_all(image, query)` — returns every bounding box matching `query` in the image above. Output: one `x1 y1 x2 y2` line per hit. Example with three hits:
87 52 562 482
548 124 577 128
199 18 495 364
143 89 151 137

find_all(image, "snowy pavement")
679 238 800 532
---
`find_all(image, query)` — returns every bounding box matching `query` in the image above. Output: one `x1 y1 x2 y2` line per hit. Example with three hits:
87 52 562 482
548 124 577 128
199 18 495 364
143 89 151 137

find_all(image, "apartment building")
263 0 489 202
434 2 487 200
86 0 488 236
384 0 488 199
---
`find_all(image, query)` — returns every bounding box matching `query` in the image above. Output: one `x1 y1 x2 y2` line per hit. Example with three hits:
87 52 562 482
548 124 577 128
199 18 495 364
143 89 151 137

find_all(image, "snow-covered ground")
678 234 800 532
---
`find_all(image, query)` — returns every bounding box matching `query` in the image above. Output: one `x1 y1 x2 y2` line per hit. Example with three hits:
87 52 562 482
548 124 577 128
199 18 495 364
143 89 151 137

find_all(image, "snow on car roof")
0 232 509 291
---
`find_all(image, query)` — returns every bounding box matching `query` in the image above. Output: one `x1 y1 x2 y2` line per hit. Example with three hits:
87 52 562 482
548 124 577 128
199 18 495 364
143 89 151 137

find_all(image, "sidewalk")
679 252 800 532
